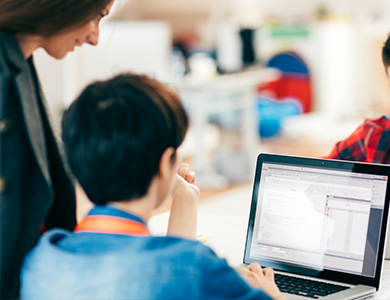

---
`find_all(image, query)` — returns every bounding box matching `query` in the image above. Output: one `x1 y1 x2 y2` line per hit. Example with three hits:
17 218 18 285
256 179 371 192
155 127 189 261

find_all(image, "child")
326 35 390 163
20 74 285 299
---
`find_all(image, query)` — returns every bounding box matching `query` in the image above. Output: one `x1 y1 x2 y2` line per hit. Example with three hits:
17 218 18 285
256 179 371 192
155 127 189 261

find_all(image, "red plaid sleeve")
325 116 390 164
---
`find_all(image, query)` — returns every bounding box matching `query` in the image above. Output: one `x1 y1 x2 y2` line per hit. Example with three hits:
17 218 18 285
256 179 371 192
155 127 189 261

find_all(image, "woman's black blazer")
0 30 76 299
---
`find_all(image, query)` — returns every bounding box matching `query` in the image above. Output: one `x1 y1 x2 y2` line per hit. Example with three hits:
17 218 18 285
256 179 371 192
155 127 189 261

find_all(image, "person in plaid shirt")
326 35 390 163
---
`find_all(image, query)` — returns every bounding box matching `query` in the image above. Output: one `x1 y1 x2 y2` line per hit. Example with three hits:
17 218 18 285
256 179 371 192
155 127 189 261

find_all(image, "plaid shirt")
326 115 390 164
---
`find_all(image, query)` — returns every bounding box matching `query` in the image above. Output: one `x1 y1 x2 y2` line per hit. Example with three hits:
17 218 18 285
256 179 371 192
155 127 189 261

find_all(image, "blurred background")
34 0 390 190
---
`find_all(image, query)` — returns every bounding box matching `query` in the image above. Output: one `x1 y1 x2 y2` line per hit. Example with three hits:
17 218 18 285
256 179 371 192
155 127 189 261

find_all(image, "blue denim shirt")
20 206 272 300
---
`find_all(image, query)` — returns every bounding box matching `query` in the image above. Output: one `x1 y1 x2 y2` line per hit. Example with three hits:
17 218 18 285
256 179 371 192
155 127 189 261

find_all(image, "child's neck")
109 199 152 224
108 177 164 223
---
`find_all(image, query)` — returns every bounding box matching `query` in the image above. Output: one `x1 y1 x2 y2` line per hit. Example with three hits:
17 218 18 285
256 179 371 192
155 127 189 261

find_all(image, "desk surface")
149 184 390 299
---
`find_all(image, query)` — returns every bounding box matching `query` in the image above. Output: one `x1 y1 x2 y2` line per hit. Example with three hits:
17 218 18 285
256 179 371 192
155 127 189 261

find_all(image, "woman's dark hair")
0 0 113 36
62 73 189 205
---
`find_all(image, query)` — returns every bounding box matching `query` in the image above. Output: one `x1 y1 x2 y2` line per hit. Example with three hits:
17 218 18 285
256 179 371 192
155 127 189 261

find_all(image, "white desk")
149 184 390 299
170 69 275 188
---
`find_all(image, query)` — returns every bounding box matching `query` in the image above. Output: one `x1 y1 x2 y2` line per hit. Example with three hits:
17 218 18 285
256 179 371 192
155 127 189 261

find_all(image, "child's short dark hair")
62 73 189 205
382 34 390 72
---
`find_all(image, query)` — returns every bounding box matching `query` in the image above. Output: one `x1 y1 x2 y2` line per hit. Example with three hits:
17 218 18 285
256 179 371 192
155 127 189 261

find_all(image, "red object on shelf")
258 75 312 113
258 51 313 113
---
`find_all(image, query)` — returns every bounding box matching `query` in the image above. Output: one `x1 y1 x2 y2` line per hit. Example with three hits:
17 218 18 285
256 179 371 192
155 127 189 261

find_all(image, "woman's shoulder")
0 30 17 53
0 29 26 73
0 29 11 43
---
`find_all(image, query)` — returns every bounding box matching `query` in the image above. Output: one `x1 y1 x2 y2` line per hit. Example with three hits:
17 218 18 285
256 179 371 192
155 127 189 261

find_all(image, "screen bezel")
243 153 390 290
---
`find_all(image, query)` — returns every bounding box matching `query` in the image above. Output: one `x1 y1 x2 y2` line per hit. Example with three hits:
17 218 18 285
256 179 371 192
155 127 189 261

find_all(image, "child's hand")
173 163 199 201
239 263 287 300
167 163 200 239
177 163 196 184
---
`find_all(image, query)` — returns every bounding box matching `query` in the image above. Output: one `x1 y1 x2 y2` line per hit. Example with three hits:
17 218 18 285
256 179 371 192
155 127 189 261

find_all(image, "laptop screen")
244 154 390 288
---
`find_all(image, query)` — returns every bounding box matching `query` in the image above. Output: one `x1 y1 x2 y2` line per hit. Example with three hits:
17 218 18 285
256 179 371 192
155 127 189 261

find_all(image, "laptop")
243 153 390 299
386 229 390 259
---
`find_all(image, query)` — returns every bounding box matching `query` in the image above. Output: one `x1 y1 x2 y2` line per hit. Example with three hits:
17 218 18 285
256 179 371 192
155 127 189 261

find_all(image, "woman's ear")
159 147 177 180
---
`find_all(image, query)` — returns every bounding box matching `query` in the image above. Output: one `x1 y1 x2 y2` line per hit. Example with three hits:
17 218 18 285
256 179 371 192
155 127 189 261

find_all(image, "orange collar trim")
74 215 149 236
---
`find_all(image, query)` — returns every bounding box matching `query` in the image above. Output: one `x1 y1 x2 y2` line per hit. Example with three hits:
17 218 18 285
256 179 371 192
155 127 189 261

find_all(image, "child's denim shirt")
20 206 271 300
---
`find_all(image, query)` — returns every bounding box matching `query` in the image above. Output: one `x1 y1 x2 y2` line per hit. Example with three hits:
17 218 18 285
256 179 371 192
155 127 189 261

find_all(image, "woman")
0 0 114 298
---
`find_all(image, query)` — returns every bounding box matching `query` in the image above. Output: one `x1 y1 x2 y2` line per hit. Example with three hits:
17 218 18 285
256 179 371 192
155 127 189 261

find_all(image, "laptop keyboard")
275 273 350 299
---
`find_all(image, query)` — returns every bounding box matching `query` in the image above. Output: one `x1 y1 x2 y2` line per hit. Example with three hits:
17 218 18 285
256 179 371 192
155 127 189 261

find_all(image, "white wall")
72 21 172 105
34 21 172 119
34 0 390 134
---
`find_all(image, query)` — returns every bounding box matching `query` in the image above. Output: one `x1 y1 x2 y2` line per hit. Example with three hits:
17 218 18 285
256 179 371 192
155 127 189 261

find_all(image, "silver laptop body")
243 153 390 299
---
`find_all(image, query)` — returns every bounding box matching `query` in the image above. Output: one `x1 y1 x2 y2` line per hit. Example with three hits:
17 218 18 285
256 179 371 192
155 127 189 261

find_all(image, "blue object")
267 51 309 75
21 205 272 300
257 97 302 138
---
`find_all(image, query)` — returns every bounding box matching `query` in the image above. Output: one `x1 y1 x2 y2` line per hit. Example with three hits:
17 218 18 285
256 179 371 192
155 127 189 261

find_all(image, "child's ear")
159 147 176 179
